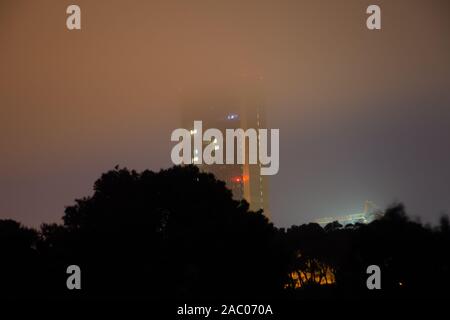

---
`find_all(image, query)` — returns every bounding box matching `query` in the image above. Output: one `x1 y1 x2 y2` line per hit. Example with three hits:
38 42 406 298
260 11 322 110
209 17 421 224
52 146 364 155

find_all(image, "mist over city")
1 0 449 228
1 2 450 313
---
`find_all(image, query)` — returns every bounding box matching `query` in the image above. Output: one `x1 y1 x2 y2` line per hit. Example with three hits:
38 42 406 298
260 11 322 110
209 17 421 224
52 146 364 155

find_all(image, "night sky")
1 0 449 227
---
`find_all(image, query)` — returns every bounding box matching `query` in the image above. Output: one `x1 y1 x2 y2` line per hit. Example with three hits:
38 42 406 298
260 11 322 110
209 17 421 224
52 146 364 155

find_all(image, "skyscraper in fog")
181 91 270 219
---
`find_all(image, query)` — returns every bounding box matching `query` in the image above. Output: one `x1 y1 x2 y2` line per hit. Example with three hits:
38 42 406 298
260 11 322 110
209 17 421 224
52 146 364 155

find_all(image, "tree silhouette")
0 220 40 298
0 165 449 300
38 165 288 299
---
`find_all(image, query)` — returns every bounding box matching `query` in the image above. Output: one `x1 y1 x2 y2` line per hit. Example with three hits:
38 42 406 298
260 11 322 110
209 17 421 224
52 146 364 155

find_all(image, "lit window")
226 113 239 120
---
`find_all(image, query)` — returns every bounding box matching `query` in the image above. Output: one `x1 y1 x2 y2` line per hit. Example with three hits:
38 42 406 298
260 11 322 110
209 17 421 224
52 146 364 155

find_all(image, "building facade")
181 92 271 219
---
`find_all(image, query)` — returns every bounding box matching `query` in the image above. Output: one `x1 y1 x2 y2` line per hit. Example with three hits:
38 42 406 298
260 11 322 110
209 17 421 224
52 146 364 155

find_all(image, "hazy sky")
1 0 449 227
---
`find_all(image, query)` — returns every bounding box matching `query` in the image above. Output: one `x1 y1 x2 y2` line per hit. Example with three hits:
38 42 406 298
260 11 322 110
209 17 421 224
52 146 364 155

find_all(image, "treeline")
0 165 449 299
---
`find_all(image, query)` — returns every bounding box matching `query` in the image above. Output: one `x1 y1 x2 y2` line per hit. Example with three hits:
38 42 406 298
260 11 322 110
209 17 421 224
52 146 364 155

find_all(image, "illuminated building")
315 201 383 227
181 91 271 219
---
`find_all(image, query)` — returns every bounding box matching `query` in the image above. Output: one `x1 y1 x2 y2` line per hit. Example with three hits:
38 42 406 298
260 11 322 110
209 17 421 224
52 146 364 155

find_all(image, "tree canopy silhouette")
38 165 288 299
0 165 449 300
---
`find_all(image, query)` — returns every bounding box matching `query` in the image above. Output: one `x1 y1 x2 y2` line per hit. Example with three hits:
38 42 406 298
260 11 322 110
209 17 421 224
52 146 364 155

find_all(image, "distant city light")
231 176 242 183
231 175 249 183
227 113 239 120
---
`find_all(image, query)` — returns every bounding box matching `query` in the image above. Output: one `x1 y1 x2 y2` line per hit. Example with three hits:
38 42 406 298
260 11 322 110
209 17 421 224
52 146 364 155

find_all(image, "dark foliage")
0 166 449 299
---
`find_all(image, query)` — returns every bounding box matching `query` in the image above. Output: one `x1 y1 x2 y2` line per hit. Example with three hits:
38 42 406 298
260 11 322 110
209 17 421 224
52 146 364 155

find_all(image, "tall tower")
181 90 270 219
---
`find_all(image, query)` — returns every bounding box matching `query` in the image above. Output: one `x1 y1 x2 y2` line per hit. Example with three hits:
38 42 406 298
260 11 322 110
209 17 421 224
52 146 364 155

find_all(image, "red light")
232 175 249 183
232 176 242 183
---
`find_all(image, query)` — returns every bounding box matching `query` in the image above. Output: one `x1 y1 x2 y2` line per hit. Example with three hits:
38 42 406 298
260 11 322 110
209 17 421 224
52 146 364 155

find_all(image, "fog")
1 0 449 227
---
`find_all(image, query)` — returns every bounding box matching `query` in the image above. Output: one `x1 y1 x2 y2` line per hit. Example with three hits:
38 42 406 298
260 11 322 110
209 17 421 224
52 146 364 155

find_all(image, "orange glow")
285 259 336 289
231 175 249 183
